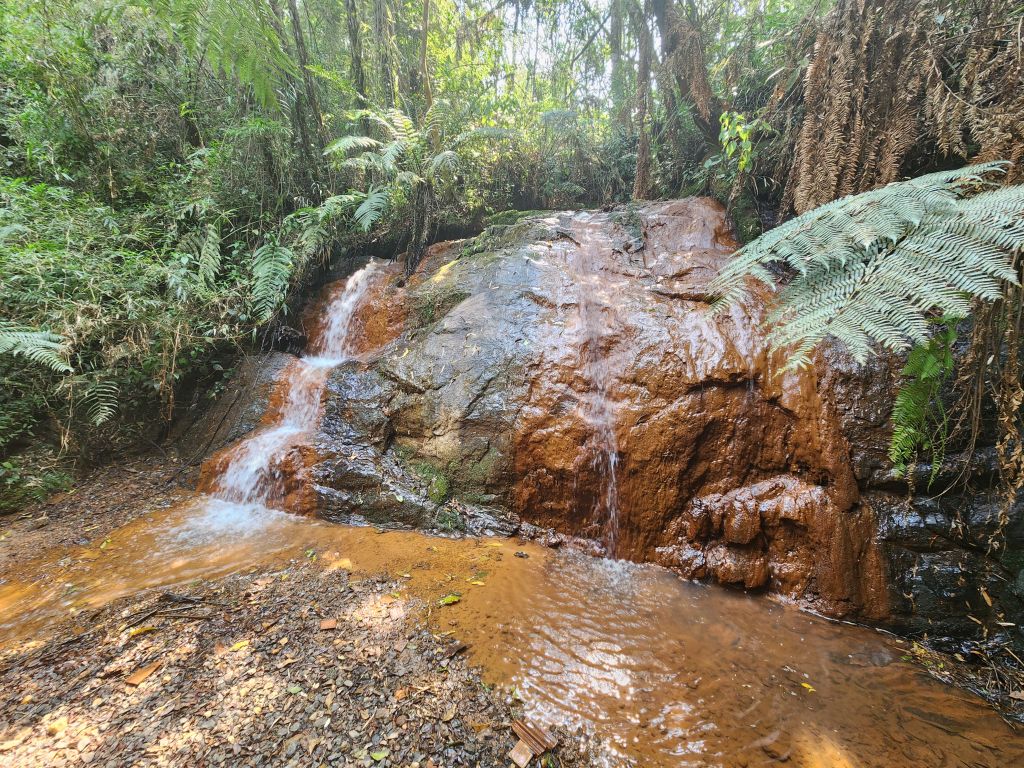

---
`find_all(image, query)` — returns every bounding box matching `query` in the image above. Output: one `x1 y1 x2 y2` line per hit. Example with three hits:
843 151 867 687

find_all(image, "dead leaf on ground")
125 661 162 687
320 618 338 630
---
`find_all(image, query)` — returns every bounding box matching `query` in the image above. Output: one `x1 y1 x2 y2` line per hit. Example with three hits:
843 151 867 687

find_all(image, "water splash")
205 260 383 508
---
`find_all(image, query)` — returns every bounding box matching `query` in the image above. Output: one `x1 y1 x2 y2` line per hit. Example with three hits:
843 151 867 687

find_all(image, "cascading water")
568 215 622 556
203 261 383 509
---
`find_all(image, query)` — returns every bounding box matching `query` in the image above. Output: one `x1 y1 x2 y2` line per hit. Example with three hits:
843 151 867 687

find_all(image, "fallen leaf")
800 682 816 693
229 639 250 652
437 594 461 606
467 580 486 586
1010 690 1024 701
441 705 456 722
980 587 993 607
125 661 162 687
128 626 157 638
320 619 338 630
370 748 390 761
287 685 302 695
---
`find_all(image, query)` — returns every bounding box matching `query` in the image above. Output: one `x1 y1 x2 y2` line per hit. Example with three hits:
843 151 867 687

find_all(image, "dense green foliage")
889 318 959 481
711 164 1024 367
1 0 1021 509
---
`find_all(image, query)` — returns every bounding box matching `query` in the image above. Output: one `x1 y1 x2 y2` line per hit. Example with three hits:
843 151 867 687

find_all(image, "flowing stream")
2 260 1023 766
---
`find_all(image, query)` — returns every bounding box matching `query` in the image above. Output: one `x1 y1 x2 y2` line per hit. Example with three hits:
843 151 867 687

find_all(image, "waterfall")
205 261 382 508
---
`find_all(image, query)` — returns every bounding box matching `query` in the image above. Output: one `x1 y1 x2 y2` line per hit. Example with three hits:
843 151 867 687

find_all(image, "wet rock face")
302 199 891 620
196 198 1023 642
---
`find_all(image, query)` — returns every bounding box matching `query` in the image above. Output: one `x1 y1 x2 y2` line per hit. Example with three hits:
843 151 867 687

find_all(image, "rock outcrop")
190 198 1023 646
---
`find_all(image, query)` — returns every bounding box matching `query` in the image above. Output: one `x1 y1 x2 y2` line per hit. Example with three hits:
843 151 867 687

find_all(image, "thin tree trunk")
609 0 631 133
266 0 318 192
373 0 397 108
287 0 328 152
420 0 433 114
631 0 654 200
344 0 367 104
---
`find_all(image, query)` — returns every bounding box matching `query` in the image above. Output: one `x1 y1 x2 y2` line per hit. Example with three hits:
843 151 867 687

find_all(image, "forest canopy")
1 0 1022 508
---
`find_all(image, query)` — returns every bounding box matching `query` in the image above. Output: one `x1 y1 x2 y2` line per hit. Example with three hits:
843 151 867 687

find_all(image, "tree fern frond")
82 379 119 426
425 150 459 180
353 189 390 231
0 321 72 373
711 164 1023 366
324 135 383 155
250 242 294 321
198 221 222 288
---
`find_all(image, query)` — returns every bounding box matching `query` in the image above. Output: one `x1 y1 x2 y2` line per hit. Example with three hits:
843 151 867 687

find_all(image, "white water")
208 261 383 508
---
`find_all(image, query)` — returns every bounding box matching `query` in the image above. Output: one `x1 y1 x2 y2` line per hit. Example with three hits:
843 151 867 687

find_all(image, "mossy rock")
484 209 551 227
409 284 470 329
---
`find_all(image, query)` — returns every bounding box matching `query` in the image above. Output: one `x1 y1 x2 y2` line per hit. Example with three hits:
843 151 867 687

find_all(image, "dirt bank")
0 557 597 767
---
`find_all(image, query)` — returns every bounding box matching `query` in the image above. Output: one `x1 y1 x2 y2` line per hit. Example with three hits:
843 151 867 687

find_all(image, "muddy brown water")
1 496 1022 767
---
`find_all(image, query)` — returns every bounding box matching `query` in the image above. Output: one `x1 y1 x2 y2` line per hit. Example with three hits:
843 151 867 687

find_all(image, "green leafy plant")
0 321 71 373
710 163 1024 368
889 318 959 481
326 103 512 274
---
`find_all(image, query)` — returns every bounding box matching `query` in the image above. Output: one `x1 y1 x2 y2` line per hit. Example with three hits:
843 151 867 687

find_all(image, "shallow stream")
1 496 1022 767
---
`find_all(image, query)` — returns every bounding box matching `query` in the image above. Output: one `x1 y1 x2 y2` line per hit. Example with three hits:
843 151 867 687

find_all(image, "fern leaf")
250 242 294 322
324 135 383 155
353 189 390 231
0 321 72 373
710 164 1023 367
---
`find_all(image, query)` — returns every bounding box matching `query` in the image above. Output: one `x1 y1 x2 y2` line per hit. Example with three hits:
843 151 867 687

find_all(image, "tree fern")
250 242 294 322
0 321 72 373
710 162 1023 367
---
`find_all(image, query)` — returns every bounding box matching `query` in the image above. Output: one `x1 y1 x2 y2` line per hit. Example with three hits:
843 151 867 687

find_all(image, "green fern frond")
198 221 222 288
426 150 460 180
353 189 390 231
82 379 120 426
710 163 1022 367
250 242 294 321
888 319 959 481
0 321 72 373
324 135 383 156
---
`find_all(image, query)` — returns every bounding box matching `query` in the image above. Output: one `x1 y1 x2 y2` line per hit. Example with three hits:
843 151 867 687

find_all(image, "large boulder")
309 200 890 618
194 198 1023 646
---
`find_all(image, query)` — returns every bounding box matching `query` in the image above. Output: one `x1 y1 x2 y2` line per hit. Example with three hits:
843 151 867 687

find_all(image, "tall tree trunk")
419 0 433 118
372 0 397 108
266 0 318 193
287 0 328 152
344 0 367 104
609 0 631 133
631 0 654 200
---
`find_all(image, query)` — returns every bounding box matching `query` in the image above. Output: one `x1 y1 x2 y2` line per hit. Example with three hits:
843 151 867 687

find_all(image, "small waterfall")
569 217 622 556
205 261 382 508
